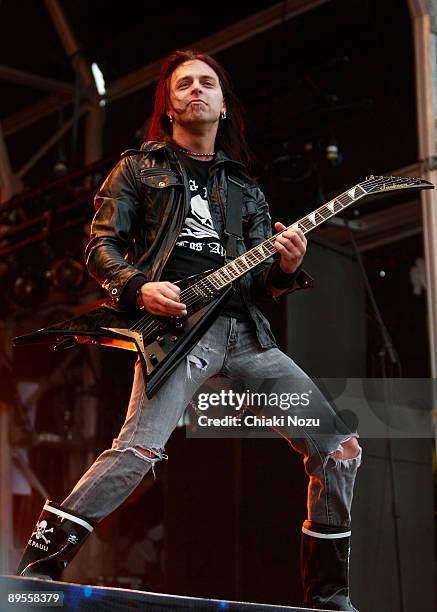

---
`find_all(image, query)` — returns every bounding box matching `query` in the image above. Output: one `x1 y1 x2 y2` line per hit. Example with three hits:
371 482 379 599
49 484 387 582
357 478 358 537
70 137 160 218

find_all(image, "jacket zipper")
214 169 227 229
154 157 190 279
137 167 179 178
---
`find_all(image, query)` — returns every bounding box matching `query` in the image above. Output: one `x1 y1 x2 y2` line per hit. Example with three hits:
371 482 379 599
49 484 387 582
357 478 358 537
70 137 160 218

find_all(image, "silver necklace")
176 146 215 157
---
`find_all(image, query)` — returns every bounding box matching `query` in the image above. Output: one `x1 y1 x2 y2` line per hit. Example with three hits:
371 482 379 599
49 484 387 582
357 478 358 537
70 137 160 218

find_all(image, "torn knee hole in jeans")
116 445 168 478
134 446 167 460
186 354 208 379
324 441 362 469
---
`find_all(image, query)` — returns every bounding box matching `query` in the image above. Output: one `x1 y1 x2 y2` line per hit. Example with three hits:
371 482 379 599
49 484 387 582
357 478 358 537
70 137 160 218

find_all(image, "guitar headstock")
361 175 434 194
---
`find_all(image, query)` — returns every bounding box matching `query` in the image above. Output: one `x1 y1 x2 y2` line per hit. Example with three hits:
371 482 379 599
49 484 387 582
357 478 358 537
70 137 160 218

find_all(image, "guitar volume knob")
156 336 165 345
149 353 158 364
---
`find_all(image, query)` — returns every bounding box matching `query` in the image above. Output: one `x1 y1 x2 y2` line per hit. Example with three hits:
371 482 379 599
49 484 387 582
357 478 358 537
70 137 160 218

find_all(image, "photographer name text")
197 415 320 427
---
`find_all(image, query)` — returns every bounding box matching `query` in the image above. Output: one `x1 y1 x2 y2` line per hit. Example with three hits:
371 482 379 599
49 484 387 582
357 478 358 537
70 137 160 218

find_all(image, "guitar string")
136 175 418 325
205 175 416 285
131 191 357 336
131 286 203 334
189 176 421 298
131 176 417 335
130 176 420 336
133 178 419 336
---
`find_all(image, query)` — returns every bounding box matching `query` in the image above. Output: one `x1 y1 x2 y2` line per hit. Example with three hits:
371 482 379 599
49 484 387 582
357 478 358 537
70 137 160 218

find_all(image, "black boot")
301 521 359 611
17 499 95 580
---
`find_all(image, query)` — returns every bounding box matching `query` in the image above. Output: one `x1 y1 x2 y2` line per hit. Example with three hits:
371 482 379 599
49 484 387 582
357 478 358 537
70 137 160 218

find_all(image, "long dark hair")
148 49 252 166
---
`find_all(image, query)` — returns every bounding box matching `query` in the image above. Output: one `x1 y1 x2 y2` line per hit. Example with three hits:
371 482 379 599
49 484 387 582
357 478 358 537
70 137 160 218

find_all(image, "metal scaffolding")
0 0 330 576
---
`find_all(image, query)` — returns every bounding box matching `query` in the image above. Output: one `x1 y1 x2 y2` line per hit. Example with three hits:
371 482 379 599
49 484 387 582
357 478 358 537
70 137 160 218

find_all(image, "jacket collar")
139 140 246 171
140 140 168 153
210 149 246 172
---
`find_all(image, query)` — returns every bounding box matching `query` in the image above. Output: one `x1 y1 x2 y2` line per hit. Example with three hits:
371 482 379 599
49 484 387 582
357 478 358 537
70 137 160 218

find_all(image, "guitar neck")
190 174 432 295
205 182 367 291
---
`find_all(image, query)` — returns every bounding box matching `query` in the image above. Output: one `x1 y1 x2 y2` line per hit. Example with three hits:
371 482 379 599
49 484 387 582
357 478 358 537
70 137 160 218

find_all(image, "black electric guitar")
13 175 433 397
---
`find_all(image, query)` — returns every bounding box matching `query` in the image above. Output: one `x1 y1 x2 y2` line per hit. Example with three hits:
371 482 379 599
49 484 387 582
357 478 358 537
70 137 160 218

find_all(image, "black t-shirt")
161 154 250 321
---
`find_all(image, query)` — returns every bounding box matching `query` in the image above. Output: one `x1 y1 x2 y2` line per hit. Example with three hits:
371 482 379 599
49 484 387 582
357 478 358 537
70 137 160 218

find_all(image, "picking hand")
137 281 187 317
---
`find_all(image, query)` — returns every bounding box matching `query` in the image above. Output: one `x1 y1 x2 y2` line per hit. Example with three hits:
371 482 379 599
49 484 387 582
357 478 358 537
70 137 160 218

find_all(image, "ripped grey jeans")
62 316 361 528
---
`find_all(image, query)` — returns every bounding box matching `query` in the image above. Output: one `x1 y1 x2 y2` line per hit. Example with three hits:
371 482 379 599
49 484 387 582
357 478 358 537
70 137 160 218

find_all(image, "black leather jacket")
85 141 312 348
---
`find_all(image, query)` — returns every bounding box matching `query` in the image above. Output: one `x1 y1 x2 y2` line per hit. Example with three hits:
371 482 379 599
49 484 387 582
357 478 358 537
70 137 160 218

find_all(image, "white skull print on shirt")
160 156 225 284
160 154 249 319
176 178 224 256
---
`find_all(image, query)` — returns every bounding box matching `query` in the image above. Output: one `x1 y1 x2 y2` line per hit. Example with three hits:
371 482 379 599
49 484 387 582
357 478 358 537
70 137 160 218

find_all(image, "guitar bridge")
191 284 218 302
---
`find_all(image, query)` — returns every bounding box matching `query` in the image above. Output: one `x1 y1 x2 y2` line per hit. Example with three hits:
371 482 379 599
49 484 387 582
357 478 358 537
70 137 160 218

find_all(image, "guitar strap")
224 175 244 263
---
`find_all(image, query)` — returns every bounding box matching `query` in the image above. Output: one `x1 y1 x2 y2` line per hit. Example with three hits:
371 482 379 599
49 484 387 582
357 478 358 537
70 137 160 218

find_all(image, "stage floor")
0 575 332 611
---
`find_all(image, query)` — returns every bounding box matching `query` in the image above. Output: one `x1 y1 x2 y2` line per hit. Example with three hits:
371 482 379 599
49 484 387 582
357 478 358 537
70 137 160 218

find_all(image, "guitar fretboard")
181 174 429 301
202 184 367 293
127 173 430 333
